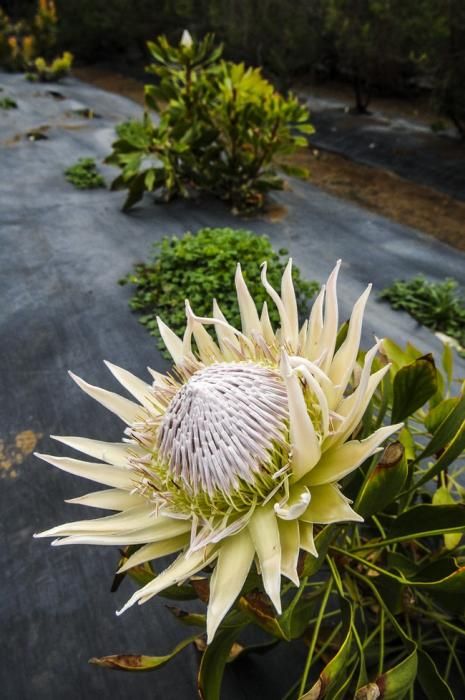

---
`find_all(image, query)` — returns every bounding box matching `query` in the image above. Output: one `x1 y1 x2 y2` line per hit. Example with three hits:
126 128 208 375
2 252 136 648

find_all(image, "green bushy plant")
380 275 465 354
0 96 17 109
0 1 72 80
26 50 73 81
64 158 105 189
119 227 319 352
106 32 313 214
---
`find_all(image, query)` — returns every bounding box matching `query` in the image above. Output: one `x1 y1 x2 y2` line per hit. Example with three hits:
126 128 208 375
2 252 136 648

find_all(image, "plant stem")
297 578 333 697
378 607 385 677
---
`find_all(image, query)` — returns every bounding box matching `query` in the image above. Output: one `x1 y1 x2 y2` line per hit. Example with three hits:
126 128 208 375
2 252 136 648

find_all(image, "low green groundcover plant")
0 96 17 109
120 227 319 353
381 275 465 354
64 158 105 190
106 31 313 214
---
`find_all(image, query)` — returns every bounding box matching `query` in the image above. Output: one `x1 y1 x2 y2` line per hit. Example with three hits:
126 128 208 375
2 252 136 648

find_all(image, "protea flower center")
158 362 289 498
36 258 402 642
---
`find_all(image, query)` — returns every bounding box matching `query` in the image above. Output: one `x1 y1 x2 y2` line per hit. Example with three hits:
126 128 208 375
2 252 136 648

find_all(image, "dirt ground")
75 67 465 252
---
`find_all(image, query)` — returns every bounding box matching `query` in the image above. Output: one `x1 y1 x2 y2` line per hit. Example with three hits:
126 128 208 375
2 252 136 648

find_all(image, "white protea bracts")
35 259 401 642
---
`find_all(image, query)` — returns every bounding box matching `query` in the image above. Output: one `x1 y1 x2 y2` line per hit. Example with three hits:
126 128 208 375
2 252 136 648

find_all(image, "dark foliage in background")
5 1 465 133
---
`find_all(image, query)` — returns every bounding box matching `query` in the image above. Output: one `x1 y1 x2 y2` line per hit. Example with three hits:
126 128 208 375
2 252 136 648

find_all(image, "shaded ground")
74 66 465 251
1 72 465 700
305 89 465 201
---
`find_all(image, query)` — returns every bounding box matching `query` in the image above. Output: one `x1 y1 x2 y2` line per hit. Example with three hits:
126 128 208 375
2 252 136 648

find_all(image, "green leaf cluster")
380 275 465 356
0 95 17 109
64 158 106 190
97 331 465 698
120 227 319 355
26 51 73 82
106 32 313 214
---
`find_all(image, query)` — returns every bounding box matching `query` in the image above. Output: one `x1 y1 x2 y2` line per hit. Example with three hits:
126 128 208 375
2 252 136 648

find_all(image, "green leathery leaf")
414 561 465 614
418 391 465 459
386 504 465 545
416 649 454 699
424 397 458 435
197 624 246 700
300 598 354 700
280 163 309 179
432 487 463 549
89 633 201 671
442 341 454 385
381 338 411 371
355 650 417 700
414 420 465 488
391 354 437 423
238 591 288 640
398 426 415 461
356 442 407 517
165 606 206 628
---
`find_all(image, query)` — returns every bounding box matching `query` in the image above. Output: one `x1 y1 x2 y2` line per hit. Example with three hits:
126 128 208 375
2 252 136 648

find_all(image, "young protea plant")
35 260 401 642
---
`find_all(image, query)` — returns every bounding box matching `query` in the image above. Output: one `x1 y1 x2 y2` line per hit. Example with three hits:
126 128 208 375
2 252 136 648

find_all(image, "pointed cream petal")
329 285 371 394
117 534 189 573
47 518 191 546
288 355 336 404
319 260 341 373
213 299 240 358
69 372 145 425
329 340 383 445
305 285 325 360
247 505 282 614
333 362 390 447
156 317 185 365
261 262 296 348
51 435 138 468
35 504 154 538
301 484 363 524
207 528 255 642
117 548 218 615
147 367 171 387
235 263 261 336
278 519 300 586
280 352 321 480
274 484 311 520
104 361 155 409
34 452 136 489
294 364 330 437
66 488 146 510
185 301 222 364
281 259 299 348
298 319 308 353
260 302 276 345
299 522 317 556
305 423 403 486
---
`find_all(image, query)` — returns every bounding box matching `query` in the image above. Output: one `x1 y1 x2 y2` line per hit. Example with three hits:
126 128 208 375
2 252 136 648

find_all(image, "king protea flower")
35 259 401 641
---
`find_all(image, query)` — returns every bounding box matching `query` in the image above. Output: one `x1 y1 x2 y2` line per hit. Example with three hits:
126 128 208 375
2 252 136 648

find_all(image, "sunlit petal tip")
156 316 185 365
235 263 261 335
279 349 292 377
